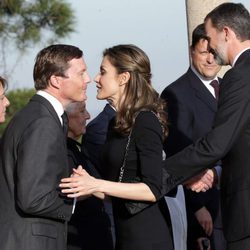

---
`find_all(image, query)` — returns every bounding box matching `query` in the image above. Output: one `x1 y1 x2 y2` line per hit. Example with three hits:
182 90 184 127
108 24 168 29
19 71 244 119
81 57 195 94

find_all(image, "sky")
7 0 250 119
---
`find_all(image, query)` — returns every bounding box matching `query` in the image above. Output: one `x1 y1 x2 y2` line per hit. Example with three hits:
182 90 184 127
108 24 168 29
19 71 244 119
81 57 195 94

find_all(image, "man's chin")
79 95 87 102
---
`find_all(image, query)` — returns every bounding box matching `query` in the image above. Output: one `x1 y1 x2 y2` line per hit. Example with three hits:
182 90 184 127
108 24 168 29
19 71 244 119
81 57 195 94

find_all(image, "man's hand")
185 169 214 192
197 237 211 250
72 165 84 176
195 206 213 236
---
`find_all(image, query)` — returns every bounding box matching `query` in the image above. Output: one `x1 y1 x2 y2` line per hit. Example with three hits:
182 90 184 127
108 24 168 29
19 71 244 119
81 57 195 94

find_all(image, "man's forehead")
198 38 209 45
68 57 86 71
204 19 214 33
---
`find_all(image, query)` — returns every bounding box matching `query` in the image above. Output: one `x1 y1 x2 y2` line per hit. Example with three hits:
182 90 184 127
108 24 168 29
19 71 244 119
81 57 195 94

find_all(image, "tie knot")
210 80 220 100
210 79 219 87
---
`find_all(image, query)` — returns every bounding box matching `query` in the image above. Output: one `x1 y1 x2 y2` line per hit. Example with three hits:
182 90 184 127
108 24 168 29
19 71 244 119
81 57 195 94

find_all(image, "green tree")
0 0 75 75
0 88 36 135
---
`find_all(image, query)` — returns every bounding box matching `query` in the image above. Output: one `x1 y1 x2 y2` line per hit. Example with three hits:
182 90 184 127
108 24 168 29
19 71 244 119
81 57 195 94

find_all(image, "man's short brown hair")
33 44 83 90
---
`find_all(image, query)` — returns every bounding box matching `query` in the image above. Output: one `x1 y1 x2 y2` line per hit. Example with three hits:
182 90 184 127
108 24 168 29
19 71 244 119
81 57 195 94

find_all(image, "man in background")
82 102 116 176
81 102 116 245
165 3 250 250
66 101 113 250
161 24 225 250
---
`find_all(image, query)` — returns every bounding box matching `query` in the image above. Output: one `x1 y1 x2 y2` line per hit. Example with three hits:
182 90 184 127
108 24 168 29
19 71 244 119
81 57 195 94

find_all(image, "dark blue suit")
81 103 116 177
81 103 116 247
165 48 250 248
67 138 113 250
165 50 250 246
161 67 220 249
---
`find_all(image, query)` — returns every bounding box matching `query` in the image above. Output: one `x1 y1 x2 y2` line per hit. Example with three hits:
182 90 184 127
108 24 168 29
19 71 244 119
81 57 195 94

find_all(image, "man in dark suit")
165 3 250 250
0 44 90 250
81 102 116 245
66 101 113 250
161 23 223 250
81 102 116 177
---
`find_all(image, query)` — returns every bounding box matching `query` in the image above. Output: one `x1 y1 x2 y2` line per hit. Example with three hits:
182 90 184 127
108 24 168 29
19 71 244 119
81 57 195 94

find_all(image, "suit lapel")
30 94 62 128
187 68 217 113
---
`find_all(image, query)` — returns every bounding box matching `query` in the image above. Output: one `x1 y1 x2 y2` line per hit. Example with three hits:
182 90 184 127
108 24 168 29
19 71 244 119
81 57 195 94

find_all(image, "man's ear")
119 72 130 86
189 46 195 63
189 46 194 54
223 26 234 42
49 75 60 89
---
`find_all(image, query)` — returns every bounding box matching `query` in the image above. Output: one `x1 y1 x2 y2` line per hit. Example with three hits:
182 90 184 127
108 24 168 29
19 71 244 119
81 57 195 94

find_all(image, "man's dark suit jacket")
0 94 73 250
165 49 250 242
81 103 116 177
161 68 220 248
67 138 113 250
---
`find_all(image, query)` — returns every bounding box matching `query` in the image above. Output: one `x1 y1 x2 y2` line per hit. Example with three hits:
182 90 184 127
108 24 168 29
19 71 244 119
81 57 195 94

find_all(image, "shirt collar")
37 90 64 124
190 65 219 98
232 48 250 67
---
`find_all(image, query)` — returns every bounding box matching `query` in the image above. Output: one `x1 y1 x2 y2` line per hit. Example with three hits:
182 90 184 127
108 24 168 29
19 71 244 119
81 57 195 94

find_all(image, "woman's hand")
60 165 156 201
60 166 100 198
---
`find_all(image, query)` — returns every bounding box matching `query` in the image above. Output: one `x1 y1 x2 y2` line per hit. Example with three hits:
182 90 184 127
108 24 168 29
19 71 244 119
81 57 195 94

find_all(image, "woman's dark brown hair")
103 44 168 138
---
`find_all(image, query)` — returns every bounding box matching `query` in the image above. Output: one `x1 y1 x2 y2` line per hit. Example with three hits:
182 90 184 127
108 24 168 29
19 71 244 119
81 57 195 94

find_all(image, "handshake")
184 168 217 192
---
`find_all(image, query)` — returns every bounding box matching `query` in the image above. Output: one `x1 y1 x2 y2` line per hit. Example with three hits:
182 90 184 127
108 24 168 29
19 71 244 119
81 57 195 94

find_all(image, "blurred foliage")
0 88 36 135
0 0 75 77
0 0 75 49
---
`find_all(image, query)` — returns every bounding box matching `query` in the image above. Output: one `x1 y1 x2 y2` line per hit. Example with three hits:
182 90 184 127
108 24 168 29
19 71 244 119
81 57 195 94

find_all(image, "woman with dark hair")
60 44 173 250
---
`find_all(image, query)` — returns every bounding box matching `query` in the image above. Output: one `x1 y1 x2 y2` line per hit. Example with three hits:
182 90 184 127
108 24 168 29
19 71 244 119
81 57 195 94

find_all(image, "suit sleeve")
16 116 72 221
82 106 115 176
162 85 218 209
133 112 164 200
161 87 194 156
165 69 250 182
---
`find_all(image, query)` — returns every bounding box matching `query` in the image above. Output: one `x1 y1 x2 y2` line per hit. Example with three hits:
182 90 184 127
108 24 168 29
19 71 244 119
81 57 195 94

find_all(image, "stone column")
185 0 230 76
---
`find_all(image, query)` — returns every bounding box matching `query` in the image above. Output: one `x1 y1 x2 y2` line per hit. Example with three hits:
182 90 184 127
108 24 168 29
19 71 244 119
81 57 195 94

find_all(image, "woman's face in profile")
94 56 124 109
